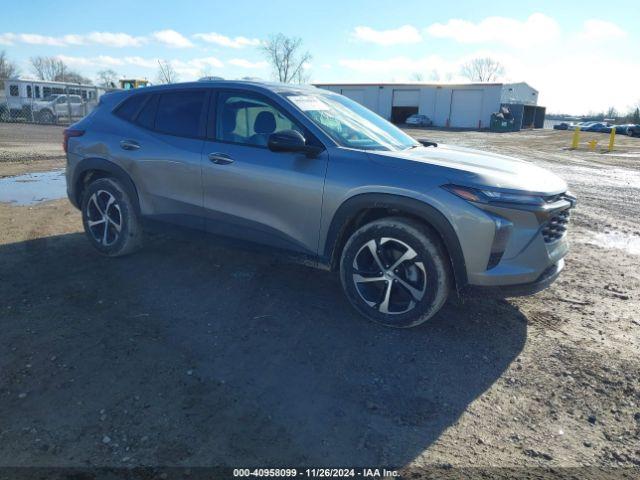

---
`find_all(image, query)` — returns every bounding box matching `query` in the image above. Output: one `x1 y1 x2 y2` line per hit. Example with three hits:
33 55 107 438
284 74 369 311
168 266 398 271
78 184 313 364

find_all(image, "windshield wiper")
418 139 438 148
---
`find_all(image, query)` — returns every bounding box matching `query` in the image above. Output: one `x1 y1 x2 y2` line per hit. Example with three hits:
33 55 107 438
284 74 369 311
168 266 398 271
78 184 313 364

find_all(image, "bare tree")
460 57 505 82
0 50 19 80
0 50 19 91
410 72 424 82
605 106 618 119
260 34 311 83
54 70 92 85
30 56 67 81
157 60 179 84
97 69 119 88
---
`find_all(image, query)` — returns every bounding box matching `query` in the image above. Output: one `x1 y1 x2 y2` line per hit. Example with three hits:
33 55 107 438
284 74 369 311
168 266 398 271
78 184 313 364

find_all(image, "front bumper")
465 258 564 297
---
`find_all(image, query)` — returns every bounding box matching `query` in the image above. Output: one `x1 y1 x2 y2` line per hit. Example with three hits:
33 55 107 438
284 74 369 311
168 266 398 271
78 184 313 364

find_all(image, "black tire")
339 217 450 328
81 177 143 257
0 105 9 122
38 110 55 124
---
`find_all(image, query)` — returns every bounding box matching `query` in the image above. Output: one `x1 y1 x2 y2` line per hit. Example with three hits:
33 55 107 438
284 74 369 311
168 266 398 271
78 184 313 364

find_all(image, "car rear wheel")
339 217 450 328
81 177 143 257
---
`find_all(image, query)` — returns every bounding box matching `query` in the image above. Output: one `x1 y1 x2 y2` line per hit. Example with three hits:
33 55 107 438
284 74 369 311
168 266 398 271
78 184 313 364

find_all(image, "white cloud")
60 34 85 45
55 55 96 67
228 58 268 68
425 13 560 48
577 20 627 41
170 56 224 79
0 31 146 47
501 50 640 114
0 33 16 45
85 32 146 47
123 56 159 69
152 29 193 48
51 54 224 79
182 56 224 69
351 25 422 46
18 33 67 47
96 55 127 66
193 32 261 48
56 54 129 68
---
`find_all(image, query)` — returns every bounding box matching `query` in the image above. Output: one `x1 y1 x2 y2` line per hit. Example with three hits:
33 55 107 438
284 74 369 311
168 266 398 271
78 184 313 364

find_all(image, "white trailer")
0 78 107 123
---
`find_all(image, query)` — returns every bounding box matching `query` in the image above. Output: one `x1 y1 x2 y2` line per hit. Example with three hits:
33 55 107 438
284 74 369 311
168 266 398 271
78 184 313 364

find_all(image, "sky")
1 0 638 114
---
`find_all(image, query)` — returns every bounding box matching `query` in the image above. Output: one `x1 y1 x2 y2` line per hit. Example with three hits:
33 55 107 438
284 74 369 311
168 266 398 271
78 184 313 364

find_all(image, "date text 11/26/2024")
232 468 399 478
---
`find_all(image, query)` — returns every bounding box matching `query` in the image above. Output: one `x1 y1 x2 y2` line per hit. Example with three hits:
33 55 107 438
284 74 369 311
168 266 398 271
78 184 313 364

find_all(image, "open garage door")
450 90 483 128
391 89 419 124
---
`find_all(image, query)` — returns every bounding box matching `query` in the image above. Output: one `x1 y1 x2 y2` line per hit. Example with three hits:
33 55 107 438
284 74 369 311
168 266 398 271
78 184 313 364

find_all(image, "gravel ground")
0 123 65 177
0 123 638 474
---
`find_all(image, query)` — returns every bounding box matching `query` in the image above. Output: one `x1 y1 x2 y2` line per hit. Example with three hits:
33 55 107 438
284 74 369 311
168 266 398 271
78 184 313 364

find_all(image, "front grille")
542 208 570 243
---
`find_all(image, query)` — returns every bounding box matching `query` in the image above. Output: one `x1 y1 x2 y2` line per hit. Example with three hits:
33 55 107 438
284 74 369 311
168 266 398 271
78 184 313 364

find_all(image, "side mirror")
268 130 322 157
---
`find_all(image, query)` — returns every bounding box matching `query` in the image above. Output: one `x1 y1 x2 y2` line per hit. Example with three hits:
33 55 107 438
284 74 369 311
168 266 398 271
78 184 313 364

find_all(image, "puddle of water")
585 231 640 256
0 170 67 206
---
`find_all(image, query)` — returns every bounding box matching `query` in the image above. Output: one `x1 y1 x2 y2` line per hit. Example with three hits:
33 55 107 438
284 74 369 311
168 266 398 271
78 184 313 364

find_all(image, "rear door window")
155 90 207 138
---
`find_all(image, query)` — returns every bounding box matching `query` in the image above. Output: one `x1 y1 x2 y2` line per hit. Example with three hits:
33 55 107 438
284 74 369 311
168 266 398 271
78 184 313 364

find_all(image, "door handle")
120 139 140 151
208 152 234 165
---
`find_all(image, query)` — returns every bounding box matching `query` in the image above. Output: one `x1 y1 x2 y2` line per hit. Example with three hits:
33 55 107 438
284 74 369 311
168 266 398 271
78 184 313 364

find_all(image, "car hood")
369 143 567 195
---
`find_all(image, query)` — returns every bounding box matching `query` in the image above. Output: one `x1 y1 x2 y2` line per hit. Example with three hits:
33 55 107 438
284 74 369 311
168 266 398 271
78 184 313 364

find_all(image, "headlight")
442 184 546 206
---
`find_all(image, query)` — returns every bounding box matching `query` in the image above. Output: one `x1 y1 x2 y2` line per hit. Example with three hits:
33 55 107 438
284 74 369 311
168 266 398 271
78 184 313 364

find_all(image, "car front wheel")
81 177 143 257
38 110 55 124
339 217 450 328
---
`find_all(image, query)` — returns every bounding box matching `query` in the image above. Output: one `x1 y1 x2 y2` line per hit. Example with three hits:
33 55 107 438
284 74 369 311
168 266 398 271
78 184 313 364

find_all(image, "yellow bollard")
608 127 616 152
571 127 580 149
588 140 598 151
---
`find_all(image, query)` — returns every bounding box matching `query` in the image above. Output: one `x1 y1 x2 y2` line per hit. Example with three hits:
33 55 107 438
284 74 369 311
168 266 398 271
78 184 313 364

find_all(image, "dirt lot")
0 123 66 177
0 122 639 473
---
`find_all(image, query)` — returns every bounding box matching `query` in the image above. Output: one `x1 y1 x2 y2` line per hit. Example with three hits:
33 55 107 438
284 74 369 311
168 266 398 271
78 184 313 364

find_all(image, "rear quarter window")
115 94 148 122
136 95 159 130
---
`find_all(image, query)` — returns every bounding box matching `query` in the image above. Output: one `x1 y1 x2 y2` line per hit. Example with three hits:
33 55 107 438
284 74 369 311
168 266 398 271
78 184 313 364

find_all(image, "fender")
70 157 140 215
323 193 468 288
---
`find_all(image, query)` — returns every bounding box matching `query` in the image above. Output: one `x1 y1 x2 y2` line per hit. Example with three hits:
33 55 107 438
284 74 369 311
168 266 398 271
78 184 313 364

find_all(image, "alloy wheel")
86 190 122 247
352 237 427 315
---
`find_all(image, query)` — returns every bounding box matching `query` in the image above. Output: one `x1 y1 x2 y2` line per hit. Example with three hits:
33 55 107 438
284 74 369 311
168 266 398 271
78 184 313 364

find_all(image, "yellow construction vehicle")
119 79 150 90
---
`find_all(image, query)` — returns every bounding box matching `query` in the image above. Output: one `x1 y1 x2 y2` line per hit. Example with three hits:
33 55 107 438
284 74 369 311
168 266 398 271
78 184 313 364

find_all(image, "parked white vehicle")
0 78 104 122
405 114 433 127
31 94 86 123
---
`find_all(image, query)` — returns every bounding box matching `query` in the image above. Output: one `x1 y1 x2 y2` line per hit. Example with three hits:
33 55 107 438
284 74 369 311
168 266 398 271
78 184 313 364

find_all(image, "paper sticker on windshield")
288 95 329 111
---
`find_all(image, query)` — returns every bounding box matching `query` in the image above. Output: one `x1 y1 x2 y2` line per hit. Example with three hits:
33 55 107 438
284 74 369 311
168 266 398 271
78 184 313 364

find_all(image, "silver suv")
65 80 576 328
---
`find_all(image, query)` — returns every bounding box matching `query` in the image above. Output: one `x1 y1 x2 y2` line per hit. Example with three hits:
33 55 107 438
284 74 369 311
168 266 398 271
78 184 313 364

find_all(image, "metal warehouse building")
314 81 545 130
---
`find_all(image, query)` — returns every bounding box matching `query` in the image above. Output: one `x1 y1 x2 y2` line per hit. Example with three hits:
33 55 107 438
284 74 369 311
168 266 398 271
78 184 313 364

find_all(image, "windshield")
42 95 60 102
284 92 418 151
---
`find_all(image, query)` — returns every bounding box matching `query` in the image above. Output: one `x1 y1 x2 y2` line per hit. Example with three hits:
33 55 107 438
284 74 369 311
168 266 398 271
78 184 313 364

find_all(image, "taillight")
63 128 84 153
